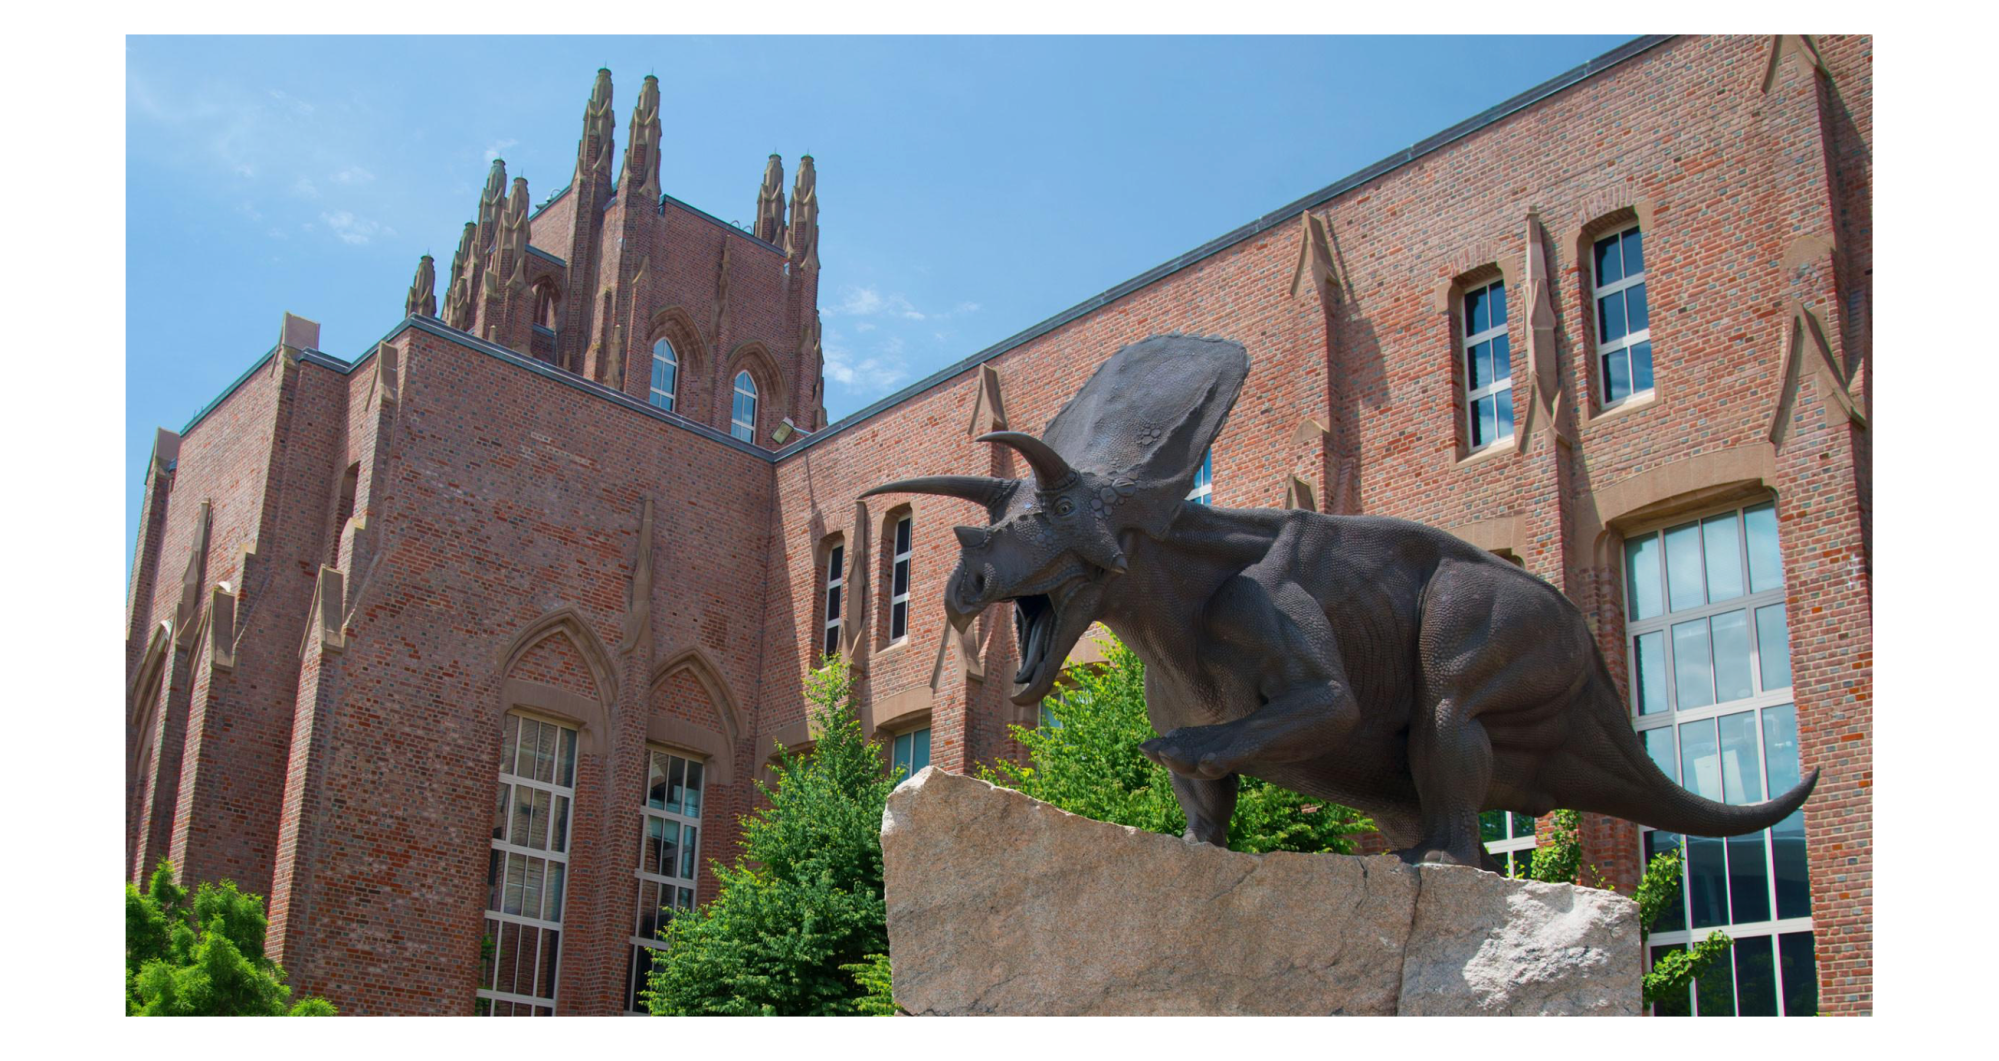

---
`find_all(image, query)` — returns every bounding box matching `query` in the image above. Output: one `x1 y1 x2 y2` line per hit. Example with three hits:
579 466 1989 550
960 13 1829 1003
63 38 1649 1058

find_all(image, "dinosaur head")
862 334 1250 706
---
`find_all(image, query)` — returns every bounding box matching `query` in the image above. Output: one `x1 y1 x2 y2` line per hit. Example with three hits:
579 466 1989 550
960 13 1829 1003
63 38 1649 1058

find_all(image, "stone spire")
754 154 786 245
485 177 532 298
475 157 508 255
622 74 662 202
405 254 436 318
576 68 616 185
443 221 476 331
785 154 818 270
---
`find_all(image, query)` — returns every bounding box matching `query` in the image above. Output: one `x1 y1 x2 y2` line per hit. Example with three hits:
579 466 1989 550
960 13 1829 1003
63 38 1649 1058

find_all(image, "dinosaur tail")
1557 656 1819 838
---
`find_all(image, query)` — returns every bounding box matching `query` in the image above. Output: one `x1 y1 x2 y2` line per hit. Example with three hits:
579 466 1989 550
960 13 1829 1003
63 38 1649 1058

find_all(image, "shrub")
125 861 335 1016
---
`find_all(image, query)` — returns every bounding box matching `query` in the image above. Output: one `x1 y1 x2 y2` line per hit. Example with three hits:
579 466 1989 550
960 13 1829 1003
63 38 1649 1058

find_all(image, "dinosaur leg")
1140 680 1360 781
1171 772 1239 847
1394 696 1497 868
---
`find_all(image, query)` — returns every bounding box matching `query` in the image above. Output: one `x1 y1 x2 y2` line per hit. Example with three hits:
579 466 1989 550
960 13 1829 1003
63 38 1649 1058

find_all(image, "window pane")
515 719 539 778
536 930 560 1000
1779 932 1818 1016
682 825 699 879
1466 340 1488 390
558 728 576 788
504 853 526 916
1625 533 1662 621
645 817 665 877
510 784 533 847
1756 604 1792 691
665 756 685 814
1467 286 1488 334
896 518 912 554
551 794 569 853
545 862 565 922
1495 388 1513 440
1736 935 1778 1016
1598 289 1627 342
1491 334 1511 380
1672 619 1715 710
1490 281 1507 327
1645 830 1687 935
893 560 910 597
487 850 504 911
1744 502 1783 593
1631 340 1654 393
637 880 661 939
1711 610 1753 703
1694 936 1735 1015
1634 632 1668 714
1761 703 1802 796
1664 522 1705 611
914 728 931 772
1701 513 1744 602
1626 281 1649 333
659 822 680 879
1480 810 1505 844
1605 350 1630 403
1681 716 1722 801
500 715 519 775
1510 812 1535 838
522 856 544 920
528 788 551 850
1475 396 1495 447
684 761 704 817
1718 711 1764 804
893 732 910 776
1595 233 1623 285
892 600 909 641
496 922 521 993
1727 830 1772 924
493 783 509 840
1643 726 1678 783
1651 945 1691 1016
1623 227 1645 275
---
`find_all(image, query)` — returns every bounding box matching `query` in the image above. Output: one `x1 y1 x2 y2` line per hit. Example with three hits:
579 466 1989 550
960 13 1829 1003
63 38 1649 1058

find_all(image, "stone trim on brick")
649 645 745 756
500 678 611 756
1573 442 1780 572
496 606 620 742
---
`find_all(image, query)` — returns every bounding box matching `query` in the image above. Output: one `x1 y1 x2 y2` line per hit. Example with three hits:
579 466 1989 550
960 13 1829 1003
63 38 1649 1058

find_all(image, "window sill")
874 638 912 664
1585 389 1661 428
1453 435 1520 471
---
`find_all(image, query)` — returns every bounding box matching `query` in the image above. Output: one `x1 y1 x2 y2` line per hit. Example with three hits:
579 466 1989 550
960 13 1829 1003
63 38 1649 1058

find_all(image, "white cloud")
292 176 319 199
484 138 519 163
320 210 392 245
854 321 877 333
823 336 909 397
268 88 315 116
827 285 983 323
332 165 375 185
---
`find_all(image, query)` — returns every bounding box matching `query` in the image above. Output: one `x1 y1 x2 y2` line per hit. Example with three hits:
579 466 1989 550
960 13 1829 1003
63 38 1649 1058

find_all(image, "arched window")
478 711 577 1016
731 371 758 442
1461 278 1513 451
649 339 678 412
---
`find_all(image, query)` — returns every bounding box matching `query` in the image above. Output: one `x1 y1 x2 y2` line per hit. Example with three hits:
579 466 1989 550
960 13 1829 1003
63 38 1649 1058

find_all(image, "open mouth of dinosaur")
1006 574 1093 704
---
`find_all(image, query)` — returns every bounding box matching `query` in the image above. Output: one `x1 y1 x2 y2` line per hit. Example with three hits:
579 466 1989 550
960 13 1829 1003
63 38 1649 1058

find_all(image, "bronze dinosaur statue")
863 333 1817 868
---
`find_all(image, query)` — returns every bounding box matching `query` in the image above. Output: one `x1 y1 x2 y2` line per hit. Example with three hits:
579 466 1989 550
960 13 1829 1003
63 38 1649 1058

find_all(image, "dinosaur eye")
1053 496 1076 518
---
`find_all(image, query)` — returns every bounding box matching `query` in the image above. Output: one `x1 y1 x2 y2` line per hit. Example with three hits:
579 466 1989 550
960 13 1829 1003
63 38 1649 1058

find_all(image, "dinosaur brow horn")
975 431 1075 490
860 475 1015 510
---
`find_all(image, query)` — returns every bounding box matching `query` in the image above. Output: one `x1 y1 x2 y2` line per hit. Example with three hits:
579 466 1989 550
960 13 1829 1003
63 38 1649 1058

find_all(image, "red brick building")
125 34 1870 1016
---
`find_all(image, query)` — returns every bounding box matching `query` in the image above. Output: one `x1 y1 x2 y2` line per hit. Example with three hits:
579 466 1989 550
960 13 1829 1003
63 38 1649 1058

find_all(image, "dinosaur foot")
1140 725 1245 781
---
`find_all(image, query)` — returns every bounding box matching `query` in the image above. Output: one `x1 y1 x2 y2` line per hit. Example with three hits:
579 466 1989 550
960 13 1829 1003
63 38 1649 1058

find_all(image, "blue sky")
126 34 1631 562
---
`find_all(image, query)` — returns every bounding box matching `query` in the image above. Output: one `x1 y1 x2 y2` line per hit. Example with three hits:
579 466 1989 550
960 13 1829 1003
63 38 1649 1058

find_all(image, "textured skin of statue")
864 334 1818 868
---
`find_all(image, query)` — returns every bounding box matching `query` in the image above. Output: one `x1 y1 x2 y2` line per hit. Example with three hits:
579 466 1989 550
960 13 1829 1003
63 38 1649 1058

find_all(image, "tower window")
1593 224 1653 407
731 371 758 441
889 515 912 643
1462 279 1513 449
649 339 678 412
891 727 931 781
477 712 577 1016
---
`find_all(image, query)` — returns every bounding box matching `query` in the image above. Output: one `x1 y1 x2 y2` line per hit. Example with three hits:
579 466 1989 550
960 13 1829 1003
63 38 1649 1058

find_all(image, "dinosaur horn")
976 431 1076 489
860 475 1014 510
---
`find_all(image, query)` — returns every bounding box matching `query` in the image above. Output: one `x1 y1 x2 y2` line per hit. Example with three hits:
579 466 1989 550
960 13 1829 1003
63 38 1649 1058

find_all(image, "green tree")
644 659 896 1015
977 633 1374 854
125 861 336 1016
1519 810 1729 1010
838 952 898 1016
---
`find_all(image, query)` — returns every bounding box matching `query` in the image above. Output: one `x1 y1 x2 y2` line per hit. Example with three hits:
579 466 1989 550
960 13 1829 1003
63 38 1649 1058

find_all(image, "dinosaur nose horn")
954 525 986 549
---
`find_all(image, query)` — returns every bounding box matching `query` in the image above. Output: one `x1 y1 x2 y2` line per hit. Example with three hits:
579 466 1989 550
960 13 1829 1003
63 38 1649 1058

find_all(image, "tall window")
478 712 577 1016
822 540 845 659
1186 449 1213 505
649 338 678 412
625 748 704 1013
1624 500 1814 1016
891 727 931 780
1593 224 1653 407
731 371 758 441
1480 811 1536 877
1462 279 1513 450
889 515 912 643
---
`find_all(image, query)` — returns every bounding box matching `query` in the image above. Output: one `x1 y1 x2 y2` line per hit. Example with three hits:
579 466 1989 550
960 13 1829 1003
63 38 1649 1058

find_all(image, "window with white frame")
1462 278 1513 450
889 515 912 643
649 338 678 412
891 727 930 781
625 747 705 1013
477 712 577 1016
1623 499 1815 1016
1480 811 1536 877
1186 449 1213 505
731 371 758 441
822 540 845 659
1592 224 1653 407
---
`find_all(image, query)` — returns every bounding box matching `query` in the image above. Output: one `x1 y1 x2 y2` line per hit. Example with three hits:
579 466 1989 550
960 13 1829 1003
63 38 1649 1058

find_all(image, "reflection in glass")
1745 503 1783 593
1736 935 1778 1016
1695 945 1735 1016
1651 944 1690 1016
1625 534 1662 621
1672 620 1715 710
1779 932 1818 1016
1645 830 1687 935
1635 631 1667 714
1665 522 1705 610
1702 512 1744 601
1756 604 1792 691
1711 610 1753 702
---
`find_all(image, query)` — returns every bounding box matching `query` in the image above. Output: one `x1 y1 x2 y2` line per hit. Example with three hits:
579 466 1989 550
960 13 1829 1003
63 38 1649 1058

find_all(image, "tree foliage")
977 633 1374 854
125 861 336 1016
644 659 896 1016
838 952 898 1016
1514 810 1730 1008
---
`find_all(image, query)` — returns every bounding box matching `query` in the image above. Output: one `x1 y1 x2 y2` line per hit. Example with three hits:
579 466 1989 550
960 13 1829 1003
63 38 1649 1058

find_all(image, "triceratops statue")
864 334 1816 868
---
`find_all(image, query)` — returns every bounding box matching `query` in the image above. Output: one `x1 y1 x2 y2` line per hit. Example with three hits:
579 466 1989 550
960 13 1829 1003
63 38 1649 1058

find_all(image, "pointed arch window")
478 711 577 1016
649 339 679 412
731 372 758 442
